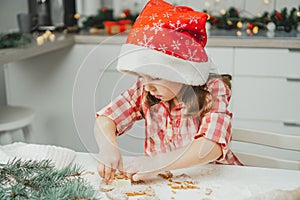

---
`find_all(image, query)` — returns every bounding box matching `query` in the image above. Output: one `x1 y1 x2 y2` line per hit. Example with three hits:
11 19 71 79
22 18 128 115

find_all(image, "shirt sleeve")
96 79 144 135
196 78 233 162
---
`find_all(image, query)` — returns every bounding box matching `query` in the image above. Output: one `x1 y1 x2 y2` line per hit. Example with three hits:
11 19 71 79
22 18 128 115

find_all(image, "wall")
0 0 27 33
0 65 6 105
1 0 299 33
0 0 28 105
77 0 300 20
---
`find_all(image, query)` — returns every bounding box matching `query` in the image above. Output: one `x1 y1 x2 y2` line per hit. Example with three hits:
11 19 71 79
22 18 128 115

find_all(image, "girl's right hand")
97 142 123 184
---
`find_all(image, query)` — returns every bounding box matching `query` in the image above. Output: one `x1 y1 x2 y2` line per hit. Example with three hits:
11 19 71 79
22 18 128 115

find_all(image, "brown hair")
145 74 232 117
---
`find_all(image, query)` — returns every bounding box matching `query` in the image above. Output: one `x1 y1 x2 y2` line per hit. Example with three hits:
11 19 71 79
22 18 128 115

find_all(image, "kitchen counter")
75 152 300 200
0 34 74 65
1 30 299 65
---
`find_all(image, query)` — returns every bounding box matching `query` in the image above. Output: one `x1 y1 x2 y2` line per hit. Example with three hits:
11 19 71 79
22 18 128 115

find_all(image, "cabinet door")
235 48 300 78
231 76 300 122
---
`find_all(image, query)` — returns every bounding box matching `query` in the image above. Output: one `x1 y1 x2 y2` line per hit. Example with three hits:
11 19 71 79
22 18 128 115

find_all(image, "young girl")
94 0 243 184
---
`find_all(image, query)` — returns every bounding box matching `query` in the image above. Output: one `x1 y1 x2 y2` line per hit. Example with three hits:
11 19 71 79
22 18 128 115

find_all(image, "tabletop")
73 152 300 200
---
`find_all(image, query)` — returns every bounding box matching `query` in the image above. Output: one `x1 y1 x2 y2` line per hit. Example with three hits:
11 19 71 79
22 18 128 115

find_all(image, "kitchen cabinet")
232 48 300 136
230 47 300 162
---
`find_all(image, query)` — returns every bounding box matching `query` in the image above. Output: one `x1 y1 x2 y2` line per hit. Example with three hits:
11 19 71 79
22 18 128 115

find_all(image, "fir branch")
0 32 31 49
0 158 96 200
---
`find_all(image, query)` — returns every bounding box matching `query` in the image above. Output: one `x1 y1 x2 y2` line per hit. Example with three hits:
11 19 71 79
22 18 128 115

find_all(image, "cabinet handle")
286 77 300 82
288 48 300 52
283 122 300 127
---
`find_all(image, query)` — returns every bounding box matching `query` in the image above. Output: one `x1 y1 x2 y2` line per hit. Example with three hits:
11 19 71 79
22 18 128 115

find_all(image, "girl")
94 0 242 184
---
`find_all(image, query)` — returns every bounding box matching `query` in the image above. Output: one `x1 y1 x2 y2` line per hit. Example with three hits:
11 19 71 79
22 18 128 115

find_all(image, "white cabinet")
232 76 300 122
234 48 300 78
232 48 300 137
231 47 300 161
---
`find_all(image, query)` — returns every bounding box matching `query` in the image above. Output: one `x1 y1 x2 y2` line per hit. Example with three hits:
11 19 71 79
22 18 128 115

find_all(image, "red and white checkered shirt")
96 78 243 165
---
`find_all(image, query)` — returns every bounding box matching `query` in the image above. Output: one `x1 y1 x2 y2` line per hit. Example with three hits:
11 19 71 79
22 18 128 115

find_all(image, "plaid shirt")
96 78 243 165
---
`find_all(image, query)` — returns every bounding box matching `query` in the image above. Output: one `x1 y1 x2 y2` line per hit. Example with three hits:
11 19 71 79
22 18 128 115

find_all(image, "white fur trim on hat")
116 44 212 86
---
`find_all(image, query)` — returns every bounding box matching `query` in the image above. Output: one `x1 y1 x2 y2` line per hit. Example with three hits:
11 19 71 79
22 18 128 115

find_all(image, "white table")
73 152 300 200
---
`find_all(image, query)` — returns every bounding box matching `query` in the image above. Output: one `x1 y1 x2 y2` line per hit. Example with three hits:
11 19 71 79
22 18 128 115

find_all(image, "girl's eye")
151 77 161 81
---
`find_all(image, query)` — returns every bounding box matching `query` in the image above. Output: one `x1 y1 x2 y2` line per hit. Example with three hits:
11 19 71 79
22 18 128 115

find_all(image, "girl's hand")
124 156 163 181
97 141 123 184
94 116 122 184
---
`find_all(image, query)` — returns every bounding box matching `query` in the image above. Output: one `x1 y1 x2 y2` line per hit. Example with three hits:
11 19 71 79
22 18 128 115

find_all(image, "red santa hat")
116 0 212 86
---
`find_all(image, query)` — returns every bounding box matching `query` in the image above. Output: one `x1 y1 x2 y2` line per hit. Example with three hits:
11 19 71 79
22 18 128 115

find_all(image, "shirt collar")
159 100 186 111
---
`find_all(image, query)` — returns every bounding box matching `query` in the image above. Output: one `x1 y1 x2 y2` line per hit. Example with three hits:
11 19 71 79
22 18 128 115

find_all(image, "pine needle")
0 158 96 200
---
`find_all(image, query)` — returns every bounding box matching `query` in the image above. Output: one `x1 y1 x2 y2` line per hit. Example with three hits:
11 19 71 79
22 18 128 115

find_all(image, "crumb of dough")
122 185 156 197
170 173 195 184
205 188 213 195
106 189 128 200
168 182 200 190
114 173 128 179
132 179 146 185
99 173 131 192
103 182 157 199
99 184 115 192
166 173 200 190
158 171 173 180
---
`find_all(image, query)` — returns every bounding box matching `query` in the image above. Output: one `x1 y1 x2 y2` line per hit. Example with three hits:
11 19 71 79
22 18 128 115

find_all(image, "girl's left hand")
123 156 162 181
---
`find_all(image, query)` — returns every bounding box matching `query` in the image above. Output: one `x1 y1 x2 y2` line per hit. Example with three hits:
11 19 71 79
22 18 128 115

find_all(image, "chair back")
232 128 300 170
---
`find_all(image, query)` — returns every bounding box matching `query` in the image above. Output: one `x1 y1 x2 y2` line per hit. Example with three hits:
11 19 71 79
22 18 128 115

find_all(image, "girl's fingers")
123 166 138 180
97 162 105 178
118 159 124 173
104 165 113 183
109 168 116 182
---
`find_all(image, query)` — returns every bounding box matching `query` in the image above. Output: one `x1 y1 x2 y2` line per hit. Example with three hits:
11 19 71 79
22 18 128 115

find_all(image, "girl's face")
140 74 183 102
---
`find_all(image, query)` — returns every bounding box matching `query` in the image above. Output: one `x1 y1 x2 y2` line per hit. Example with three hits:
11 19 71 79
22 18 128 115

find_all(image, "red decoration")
274 11 283 21
248 23 254 30
103 20 132 34
123 9 131 17
101 7 108 12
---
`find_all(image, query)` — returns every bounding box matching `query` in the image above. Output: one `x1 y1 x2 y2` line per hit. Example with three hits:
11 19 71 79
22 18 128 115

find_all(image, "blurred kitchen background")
0 0 299 161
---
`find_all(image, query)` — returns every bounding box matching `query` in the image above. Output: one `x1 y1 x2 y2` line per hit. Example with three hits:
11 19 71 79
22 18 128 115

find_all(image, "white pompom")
266 31 275 38
267 22 276 31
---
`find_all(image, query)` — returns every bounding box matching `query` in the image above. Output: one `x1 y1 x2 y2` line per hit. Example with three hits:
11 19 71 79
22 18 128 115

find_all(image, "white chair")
0 105 35 144
231 128 300 170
